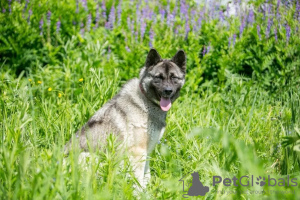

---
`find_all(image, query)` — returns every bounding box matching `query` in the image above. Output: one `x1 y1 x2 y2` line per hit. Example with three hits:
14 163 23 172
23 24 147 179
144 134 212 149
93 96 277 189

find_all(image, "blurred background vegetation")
1 0 300 199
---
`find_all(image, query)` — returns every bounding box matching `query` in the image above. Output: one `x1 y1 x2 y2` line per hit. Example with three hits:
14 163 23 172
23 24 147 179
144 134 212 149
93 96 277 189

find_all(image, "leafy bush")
1 0 299 89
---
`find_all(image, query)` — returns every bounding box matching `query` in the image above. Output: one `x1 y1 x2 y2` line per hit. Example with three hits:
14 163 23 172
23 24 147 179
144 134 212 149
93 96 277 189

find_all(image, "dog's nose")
164 88 173 95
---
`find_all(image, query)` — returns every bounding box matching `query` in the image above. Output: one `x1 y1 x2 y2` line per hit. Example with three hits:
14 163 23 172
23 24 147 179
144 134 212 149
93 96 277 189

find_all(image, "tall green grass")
1 38 300 199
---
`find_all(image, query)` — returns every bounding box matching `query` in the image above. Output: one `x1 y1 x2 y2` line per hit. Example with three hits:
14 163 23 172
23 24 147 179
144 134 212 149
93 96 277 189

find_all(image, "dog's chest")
147 121 165 153
146 108 166 153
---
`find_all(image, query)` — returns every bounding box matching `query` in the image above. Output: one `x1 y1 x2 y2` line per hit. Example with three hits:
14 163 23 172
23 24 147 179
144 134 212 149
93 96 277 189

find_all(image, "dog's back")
64 78 166 154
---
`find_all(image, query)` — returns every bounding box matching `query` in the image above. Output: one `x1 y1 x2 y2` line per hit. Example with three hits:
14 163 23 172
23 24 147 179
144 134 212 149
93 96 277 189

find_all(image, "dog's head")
139 48 186 111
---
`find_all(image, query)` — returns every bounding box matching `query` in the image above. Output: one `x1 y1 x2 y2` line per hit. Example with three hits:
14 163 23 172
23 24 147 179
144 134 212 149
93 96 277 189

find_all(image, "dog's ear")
146 48 161 68
171 50 186 72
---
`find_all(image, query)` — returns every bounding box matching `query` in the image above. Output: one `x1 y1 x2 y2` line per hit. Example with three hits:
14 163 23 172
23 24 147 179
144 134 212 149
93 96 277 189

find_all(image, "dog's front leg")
143 158 151 186
130 148 147 190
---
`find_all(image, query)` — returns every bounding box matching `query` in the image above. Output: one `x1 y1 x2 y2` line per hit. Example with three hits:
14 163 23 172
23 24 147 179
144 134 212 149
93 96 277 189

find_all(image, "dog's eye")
154 75 163 80
171 76 179 80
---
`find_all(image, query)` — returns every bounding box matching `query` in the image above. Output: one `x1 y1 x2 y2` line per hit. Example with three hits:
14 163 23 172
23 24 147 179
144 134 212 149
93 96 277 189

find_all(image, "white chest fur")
147 123 165 153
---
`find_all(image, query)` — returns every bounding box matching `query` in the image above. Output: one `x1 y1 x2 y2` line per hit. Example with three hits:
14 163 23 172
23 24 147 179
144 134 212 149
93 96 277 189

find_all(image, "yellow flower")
79 78 83 82
28 79 32 82
38 81 42 84
48 87 52 92
58 93 62 98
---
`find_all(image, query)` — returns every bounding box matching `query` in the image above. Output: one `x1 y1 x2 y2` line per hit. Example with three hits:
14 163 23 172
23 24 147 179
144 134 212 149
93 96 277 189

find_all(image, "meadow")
1 0 300 199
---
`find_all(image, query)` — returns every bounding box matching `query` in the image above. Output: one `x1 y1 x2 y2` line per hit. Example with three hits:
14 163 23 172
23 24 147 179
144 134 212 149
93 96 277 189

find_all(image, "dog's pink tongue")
160 97 172 111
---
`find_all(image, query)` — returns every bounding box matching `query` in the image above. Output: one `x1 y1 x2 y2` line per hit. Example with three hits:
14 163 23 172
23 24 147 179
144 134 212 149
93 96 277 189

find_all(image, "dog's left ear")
171 50 186 72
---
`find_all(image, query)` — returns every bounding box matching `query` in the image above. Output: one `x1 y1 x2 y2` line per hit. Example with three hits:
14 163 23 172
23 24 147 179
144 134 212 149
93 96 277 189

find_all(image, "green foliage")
1 0 300 199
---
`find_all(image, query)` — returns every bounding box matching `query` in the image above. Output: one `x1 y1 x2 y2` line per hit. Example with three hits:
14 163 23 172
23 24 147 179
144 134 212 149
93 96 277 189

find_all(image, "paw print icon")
256 176 266 186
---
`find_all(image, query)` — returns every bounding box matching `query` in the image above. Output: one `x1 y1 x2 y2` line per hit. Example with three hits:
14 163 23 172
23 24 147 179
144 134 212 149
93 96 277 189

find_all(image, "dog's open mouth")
155 91 172 112
160 97 171 111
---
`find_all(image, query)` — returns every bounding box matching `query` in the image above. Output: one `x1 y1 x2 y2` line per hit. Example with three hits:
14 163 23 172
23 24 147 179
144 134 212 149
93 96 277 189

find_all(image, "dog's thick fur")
65 48 186 188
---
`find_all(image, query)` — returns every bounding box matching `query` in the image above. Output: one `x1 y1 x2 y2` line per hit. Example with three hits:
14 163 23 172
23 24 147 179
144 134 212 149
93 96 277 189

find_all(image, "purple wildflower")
266 17 273 39
232 34 236 47
102 1 106 22
257 24 261 40
117 1 122 26
286 24 291 44
248 8 254 25
219 10 225 22
2 8 6 13
56 20 61 34
152 12 157 24
80 22 85 36
125 46 131 52
167 5 174 26
39 18 44 36
27 9 32 24
274 26 278 41
284 1 289 16
226 3 230 18
76 0 79 13
239 16 245 38
87 14 91 31
82 0 88 12
149 27 154 48
209 0 214 20
133 20 138 41
235 1 239 18
131 19 135 39
202 45 206 56
47 11 51 26
24 0 29 11
185 15 190 40
276 0 280 21
140 19 146 40
174 26 179 35
267 3 272 15
108 4 115 30
197 15 202 30
8 0 11 13
105 21 109 29
261 4 266 20
160 7 165 22
228 36 231 48
148 10 154 21
142 7 147 22
95 4 100 30
180 0 187 20
207 44 211 53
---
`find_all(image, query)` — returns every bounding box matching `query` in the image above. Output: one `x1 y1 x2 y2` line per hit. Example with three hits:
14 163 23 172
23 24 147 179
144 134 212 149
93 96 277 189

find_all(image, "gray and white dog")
65 48 186 188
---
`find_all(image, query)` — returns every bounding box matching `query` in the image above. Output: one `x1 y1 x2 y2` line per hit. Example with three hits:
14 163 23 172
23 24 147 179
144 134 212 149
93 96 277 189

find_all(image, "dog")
65 48 186 189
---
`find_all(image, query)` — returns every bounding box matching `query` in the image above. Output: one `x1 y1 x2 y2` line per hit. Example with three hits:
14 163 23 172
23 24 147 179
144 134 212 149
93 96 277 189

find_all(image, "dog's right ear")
145 48 161 68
